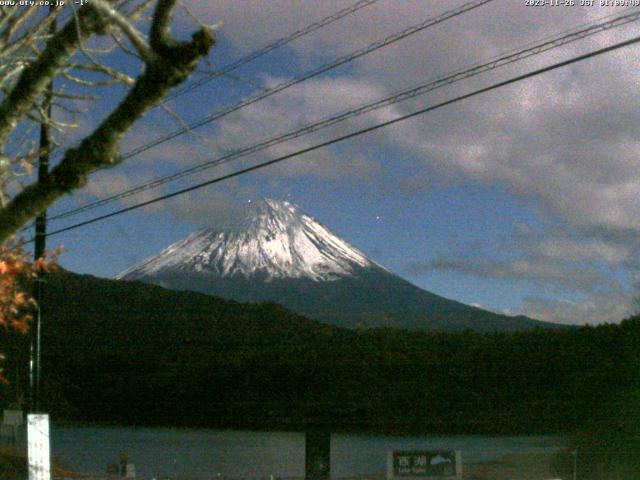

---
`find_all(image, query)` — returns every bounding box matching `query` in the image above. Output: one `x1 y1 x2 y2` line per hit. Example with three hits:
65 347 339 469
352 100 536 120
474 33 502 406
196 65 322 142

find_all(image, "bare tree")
0 0 215 244
0 1 214 385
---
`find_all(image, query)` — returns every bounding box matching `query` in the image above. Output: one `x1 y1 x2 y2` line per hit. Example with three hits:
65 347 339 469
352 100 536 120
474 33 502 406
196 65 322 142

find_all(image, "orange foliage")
0 241 59 384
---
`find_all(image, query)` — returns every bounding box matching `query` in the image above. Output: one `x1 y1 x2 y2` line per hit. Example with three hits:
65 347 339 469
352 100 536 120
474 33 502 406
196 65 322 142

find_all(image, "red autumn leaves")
0 242 59 383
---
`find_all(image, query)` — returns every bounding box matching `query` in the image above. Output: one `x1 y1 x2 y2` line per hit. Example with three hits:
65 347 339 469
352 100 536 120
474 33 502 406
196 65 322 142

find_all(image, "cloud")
408 224 639 324
412 255 608 292
181 0 640 234
56 0 640 323
412 251 637 325
134 2 640 241
532 237 632 265
161 186 257 229
517 293 635 325
204 74 396 179
78 75 391 224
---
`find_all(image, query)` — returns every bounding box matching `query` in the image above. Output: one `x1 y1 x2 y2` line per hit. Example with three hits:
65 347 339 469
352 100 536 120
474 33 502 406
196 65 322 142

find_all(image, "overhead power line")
41 33 640 239
49 8 640 221
119 0 495 161
20 0 492 235
41 0 381 165
32 0 492 233
167 0 383 101
16 0 383 234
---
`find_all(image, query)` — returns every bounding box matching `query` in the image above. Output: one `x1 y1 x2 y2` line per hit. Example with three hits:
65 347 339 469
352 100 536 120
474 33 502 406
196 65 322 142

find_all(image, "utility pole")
30 5 56 414
26 10 57 480
305 430 331 480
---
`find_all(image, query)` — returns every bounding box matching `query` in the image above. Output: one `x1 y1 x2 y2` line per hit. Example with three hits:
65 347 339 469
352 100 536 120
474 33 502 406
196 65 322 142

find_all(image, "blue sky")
24 0 640 325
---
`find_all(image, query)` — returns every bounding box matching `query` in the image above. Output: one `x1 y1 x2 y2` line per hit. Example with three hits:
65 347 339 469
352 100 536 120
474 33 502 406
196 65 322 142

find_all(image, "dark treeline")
1 270 638 439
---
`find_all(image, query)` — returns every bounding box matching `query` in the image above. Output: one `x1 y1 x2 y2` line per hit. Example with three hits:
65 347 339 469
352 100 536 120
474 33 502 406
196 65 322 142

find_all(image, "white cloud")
518 293 635 325
67 0 640 323
534 238 632 264
148 1 640 240
188 75 394 181
415 255 608 293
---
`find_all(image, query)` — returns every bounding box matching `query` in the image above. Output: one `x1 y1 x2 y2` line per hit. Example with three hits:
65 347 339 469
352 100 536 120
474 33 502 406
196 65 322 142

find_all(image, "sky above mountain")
39 1 640 325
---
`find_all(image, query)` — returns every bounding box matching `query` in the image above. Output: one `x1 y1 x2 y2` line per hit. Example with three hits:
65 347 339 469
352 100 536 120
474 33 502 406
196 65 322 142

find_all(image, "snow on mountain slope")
116 199 376 282
115 198 564 332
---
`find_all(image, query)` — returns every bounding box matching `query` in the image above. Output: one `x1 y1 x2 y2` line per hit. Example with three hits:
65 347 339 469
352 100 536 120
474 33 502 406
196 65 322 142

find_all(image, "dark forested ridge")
1 270 638 436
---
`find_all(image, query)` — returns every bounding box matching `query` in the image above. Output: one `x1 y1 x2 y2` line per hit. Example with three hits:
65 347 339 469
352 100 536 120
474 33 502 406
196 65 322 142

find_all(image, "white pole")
27 414 51 480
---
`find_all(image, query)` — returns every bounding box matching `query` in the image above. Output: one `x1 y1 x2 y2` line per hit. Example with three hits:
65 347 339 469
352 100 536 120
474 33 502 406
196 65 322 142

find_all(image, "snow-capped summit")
117 198 375 282
116 198 558 332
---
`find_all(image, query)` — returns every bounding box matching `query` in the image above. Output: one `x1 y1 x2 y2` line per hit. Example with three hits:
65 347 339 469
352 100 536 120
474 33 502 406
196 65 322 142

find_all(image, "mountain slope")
118 199 562 332
117 199 375 282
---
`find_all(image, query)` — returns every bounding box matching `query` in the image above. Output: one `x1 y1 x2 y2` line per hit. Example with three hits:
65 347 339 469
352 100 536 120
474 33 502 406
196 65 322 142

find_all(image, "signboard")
387 450 462 480
27 414 51 480
1 410 24 446
2 409 23 426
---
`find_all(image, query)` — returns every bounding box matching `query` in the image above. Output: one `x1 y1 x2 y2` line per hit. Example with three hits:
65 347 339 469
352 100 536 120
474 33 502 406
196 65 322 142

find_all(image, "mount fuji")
116 199 560 332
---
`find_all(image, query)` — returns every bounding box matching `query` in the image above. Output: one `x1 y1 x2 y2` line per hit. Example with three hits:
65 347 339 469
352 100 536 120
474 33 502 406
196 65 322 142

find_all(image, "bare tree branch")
90 0 155 62
0 6 108 148
67 62 135 86
0 1 215 243
150 0 177 54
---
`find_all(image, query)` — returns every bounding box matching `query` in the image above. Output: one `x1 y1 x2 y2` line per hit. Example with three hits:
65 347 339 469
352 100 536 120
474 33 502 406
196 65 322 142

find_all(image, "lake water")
50 425 566 479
